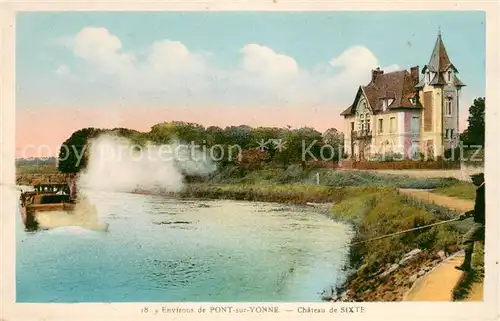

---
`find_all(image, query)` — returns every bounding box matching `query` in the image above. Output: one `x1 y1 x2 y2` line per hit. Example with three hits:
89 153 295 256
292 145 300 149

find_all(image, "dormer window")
447 70 452 82
409 97 417 105
382 100 387 111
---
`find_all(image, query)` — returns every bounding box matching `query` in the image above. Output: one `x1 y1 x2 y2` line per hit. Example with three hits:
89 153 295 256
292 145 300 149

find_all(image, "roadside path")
404 253 464 301
398 188 474 212
399 189 482 302
345 167 482 182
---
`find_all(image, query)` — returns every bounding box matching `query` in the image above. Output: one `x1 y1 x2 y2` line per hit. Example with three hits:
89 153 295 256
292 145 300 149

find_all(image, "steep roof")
340 69 421 116
417 31 466 88
423 32 456 73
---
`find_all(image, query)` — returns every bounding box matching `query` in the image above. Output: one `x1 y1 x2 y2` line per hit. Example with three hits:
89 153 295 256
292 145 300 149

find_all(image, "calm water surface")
15 188 352 302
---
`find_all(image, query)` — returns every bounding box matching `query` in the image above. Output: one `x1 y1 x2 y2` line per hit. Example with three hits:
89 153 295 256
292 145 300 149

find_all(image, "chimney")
371 67 384 82
410 66 419 85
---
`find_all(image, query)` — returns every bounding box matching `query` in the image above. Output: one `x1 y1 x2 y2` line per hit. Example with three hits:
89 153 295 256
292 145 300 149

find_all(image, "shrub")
346 159 461 170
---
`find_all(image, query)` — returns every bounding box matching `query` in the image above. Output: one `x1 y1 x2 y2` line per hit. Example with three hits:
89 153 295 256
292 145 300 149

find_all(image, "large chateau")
340 31 465 160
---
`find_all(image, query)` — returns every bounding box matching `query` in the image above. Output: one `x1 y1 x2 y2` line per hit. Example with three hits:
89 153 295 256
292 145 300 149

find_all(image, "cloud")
240 44 299 80
146 40 206 75
53 27 400 110
72 27 135 76
327 46 400 94
330 45 399 74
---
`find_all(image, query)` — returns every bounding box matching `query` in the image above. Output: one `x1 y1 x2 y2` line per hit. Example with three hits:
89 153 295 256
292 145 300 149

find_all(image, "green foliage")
461 97 485 147
170 183 385 206
206 165 462 189
57 127 103 173
433 183 476 200
322 128 344 160
276 127 323 167
57 122 340 174
330 192 379 224
332 190 463 270
319 170 458 189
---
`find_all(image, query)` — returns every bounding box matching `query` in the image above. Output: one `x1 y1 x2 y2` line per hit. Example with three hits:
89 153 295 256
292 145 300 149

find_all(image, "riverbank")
15 168 480 301
326 189 472 302
133 183 478 302
135 184 388 205
16 164 466 188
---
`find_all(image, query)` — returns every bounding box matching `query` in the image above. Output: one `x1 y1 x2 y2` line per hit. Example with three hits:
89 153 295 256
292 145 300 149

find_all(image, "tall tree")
322 128 344 161
462 97 485 146
58 127 102 173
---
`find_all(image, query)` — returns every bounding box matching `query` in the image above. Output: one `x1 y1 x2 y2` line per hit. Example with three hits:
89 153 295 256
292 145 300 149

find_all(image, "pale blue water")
15 189 352 302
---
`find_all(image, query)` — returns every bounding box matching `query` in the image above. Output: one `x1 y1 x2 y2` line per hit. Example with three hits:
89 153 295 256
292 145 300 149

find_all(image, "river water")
15 188 352 302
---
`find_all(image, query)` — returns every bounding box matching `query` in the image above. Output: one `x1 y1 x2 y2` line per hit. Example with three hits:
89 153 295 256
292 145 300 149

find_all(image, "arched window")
445 97 453 116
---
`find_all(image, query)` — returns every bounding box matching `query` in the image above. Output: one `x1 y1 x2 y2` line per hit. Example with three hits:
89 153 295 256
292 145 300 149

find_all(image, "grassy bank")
329 189 472 301
209 165 461 189
17 164 479 301
136 182 478 302
137 183 390 205
432 182 476 201
16 164 463 190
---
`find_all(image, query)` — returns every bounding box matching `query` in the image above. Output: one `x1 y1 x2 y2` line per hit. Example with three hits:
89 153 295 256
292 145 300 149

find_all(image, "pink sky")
16 106 470 158
16 106 345 158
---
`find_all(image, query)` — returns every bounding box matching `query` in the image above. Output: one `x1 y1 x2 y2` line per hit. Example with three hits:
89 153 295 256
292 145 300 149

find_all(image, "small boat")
19 183 76 231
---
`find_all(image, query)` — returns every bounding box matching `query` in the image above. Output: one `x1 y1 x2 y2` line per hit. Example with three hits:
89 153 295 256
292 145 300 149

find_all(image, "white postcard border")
1 1 499 320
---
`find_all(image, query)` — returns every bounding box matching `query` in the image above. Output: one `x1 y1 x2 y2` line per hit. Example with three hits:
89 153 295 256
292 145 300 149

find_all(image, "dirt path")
398 188 474 212
352 166 483 181
400 189 483 302
405 253 465 301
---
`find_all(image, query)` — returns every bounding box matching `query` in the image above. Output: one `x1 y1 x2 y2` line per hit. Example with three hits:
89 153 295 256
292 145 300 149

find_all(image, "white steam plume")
77 134 217 193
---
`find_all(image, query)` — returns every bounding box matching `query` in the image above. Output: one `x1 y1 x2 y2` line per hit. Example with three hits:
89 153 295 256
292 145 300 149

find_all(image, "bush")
350 160 461 170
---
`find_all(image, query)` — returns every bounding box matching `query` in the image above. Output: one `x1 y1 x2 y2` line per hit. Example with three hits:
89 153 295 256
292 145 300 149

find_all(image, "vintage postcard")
1 1 499 321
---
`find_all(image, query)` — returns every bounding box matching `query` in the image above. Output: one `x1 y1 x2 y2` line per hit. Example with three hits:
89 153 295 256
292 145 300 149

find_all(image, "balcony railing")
351 129 373 139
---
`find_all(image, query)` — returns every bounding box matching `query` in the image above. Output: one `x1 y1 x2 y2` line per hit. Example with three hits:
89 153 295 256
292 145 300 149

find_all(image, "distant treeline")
57 122 345 174
16 157 57 165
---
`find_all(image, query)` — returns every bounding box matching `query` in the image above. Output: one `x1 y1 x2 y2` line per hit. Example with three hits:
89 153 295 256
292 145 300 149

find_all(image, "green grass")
432 183 476 200
208 165 462 189
167 183 390 205
330 192 379 224
331 189 463 273
318 169 460 189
